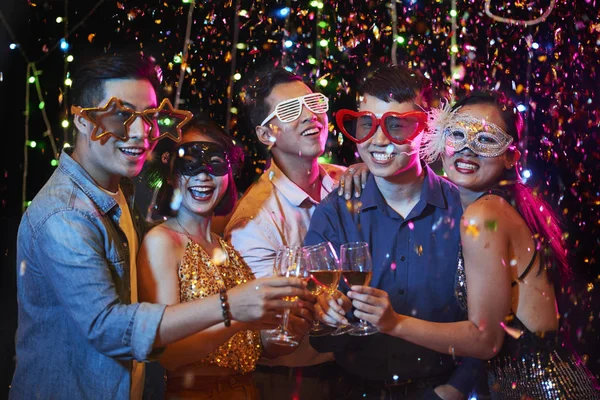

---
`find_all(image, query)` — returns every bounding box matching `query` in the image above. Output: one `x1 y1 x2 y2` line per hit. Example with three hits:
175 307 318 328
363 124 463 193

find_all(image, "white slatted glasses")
260 93 329 126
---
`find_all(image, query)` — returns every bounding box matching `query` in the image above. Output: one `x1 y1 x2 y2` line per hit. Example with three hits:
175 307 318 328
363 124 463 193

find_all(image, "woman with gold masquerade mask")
137 115 316 399
347 92 599 399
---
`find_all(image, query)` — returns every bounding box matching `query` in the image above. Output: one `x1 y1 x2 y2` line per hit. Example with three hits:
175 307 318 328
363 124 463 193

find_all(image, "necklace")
175 217 199 242
175 217 230 271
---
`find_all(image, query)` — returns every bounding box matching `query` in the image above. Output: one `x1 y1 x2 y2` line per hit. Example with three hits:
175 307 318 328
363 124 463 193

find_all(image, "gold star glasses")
71 97 193 142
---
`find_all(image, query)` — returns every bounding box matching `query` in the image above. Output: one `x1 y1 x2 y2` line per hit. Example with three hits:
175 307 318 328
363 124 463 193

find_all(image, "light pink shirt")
224 161 345 367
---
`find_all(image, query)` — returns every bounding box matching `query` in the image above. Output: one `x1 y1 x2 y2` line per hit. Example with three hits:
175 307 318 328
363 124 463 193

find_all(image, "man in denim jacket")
10 53 310 400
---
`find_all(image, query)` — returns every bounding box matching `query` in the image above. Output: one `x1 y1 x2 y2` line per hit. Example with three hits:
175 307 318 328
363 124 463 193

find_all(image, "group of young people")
9 51 599 400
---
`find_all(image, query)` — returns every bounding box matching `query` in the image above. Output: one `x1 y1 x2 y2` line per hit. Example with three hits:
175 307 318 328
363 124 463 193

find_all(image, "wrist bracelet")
219 289 232 327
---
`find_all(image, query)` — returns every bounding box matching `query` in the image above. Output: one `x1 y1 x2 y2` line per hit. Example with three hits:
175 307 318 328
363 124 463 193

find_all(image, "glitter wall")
1 0 598 392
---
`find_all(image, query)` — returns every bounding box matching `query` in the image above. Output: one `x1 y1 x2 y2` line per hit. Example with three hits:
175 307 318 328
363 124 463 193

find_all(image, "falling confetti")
414 245 423 256
3 0 599 381
211 247 227 266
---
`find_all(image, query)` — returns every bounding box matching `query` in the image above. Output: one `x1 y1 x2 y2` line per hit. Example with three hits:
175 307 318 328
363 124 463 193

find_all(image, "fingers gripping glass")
336 110 427 145
340 242 378 336
300 242 342 337
268 246 304 347
172 141 231 177
260 93 329 126
71 97 193 142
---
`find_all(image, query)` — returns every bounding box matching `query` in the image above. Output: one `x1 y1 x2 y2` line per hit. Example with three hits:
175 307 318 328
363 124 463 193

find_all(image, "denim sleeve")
447 356 485 396
37 211 166 361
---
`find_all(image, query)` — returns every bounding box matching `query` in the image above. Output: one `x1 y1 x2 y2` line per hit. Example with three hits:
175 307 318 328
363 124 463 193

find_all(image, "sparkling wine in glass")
341 241 378 336
301 242 342 336
269 246 303 346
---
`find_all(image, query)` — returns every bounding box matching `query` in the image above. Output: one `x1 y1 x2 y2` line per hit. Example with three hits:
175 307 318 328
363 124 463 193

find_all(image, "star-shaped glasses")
71 97 193 142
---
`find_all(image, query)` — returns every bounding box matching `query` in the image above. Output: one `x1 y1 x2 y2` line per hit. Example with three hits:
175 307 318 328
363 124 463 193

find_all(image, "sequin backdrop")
1 0 598 392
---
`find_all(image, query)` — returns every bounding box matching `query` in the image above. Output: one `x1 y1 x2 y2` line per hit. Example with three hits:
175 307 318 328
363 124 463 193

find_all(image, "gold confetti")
465 221 480 238
415 245 423 256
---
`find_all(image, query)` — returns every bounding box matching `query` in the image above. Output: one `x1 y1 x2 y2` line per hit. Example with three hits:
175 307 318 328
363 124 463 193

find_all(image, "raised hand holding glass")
341 242 379 336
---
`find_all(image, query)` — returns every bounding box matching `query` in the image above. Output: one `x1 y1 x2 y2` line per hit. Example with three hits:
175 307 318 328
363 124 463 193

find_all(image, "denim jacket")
10 151 166 400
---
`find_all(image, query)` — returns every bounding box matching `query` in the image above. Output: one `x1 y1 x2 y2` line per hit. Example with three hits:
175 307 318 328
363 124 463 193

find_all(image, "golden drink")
342 271 372 286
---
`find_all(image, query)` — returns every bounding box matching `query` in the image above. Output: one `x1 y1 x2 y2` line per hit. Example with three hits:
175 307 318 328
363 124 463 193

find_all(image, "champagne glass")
341 242 379 336
300 242 342 337
268 246 303 346
264 249 285 341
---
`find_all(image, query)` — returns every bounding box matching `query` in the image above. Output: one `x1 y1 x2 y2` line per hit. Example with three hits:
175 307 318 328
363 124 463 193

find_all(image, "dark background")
1 0 599 398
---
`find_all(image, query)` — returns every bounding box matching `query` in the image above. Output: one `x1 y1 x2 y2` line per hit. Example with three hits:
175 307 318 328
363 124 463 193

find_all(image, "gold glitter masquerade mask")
444 114 514 157
420 100 515 162
71 97 192 142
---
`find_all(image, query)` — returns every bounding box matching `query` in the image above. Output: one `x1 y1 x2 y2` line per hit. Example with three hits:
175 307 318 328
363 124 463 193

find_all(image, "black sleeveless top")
453 189 600 399
453 188 552 358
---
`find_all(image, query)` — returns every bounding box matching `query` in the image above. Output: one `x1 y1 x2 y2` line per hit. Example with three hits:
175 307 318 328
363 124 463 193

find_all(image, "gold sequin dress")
177 236 262 374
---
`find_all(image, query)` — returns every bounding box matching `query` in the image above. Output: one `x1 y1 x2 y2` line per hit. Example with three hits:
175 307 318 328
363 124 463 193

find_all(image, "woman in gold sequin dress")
342 92 599 399
138 115 315 399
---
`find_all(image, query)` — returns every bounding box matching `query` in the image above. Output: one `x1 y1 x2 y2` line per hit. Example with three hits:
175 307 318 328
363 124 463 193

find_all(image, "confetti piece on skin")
500 321 523 339
484 219 498 231
465 222 480 238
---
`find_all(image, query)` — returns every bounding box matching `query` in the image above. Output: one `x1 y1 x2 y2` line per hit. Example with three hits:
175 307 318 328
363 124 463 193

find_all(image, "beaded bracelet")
219 289 232 327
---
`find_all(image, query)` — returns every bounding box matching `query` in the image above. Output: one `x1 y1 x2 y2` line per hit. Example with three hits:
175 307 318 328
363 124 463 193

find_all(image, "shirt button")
400 256 406 261
399 289 405 295
123 242 128 248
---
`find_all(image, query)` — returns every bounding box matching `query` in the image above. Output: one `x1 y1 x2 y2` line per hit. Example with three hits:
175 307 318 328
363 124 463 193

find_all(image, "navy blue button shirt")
305 166 480 391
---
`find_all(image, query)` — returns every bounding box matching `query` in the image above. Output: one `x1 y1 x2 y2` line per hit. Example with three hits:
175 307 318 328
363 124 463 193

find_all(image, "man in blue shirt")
10 52 311 400
305 65 481 399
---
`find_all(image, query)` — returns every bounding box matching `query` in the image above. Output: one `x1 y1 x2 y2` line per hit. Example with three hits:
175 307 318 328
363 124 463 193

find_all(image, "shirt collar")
58 150 135 215
360 164 448 213
267 161 337 207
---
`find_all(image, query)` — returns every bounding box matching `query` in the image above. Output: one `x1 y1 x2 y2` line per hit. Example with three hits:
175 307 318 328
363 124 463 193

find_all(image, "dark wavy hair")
147 114 244 218
452 91 570 281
